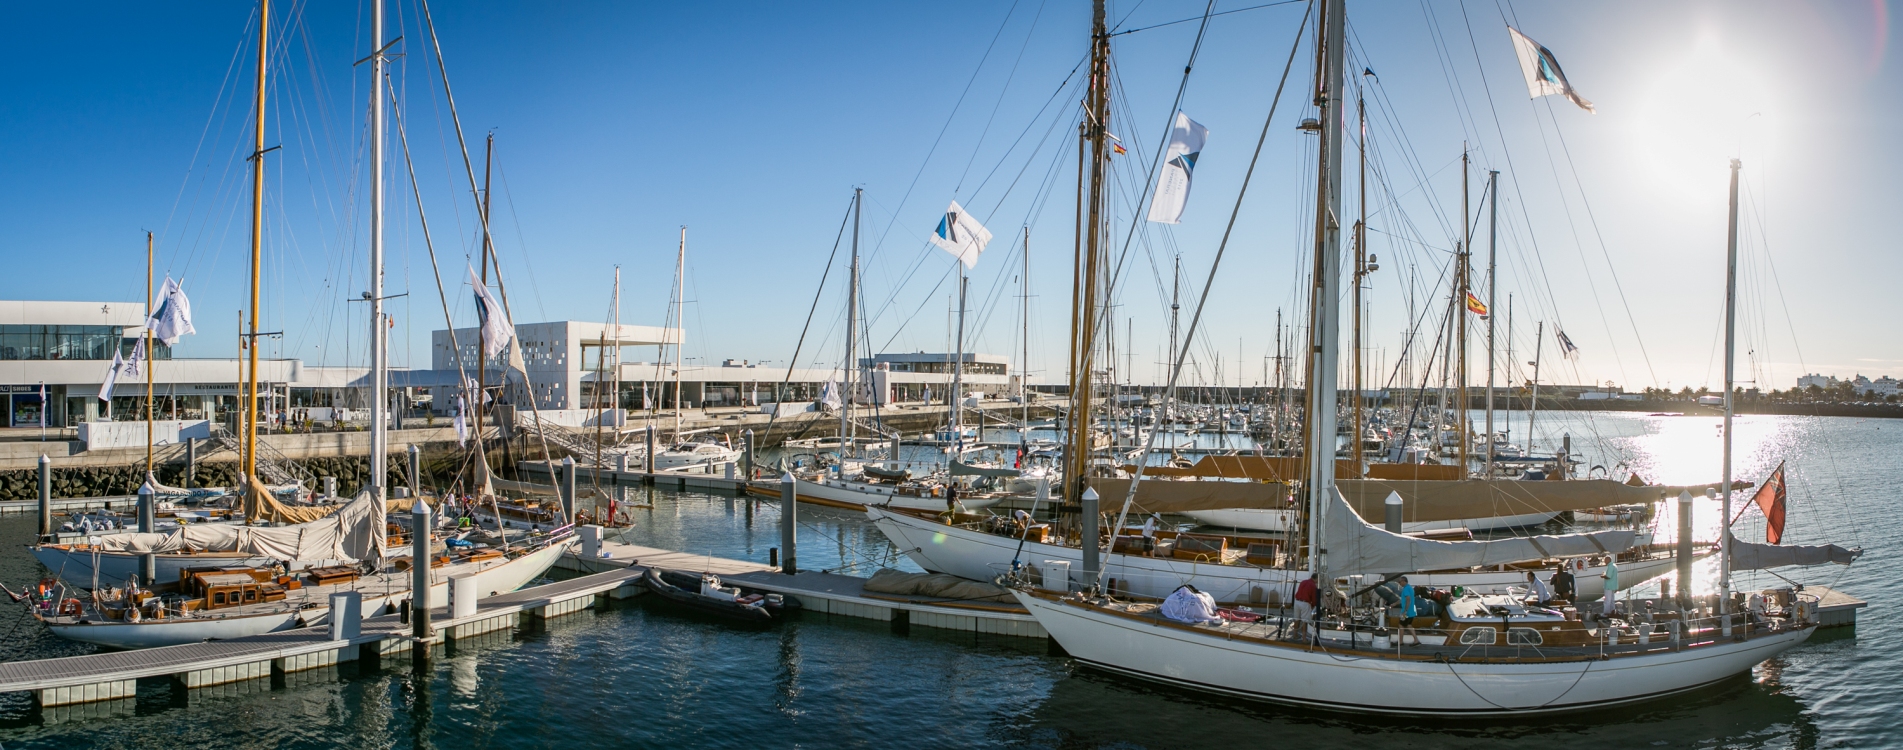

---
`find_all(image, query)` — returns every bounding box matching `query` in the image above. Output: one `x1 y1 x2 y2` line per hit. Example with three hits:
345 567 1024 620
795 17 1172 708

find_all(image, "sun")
1627 27 1780 197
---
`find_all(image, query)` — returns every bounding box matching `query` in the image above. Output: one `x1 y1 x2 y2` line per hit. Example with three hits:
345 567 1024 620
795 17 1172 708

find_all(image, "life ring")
59 599 82 617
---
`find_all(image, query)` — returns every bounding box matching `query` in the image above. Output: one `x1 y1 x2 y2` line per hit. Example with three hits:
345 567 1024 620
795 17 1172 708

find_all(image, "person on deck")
1396 575 1420 645
1142 513 1161 539
1551 565 1576 603
1526 571 1552 605
1291 575 1319 641
1601 559 1621 619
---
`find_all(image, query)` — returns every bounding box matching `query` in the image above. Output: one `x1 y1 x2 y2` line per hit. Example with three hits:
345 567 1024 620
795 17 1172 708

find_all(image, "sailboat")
745 189 1011 512
25 0 575 648
1011 11 1853 712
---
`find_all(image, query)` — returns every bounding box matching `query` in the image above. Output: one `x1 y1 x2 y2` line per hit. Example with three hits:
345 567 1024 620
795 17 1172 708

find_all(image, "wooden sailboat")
1012 25 1838 711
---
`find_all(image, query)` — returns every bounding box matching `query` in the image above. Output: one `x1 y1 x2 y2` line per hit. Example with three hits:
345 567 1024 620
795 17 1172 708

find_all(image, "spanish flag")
1112 142 1127 156
1465 291 1488 317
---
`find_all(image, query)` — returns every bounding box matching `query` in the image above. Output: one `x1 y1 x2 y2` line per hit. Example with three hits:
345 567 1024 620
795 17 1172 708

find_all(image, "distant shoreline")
1484 398 1903 420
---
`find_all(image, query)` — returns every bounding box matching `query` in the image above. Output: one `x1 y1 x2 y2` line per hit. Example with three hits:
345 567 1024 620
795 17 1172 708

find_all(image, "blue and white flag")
929 201 992 269
1555 327 1580 361
1507 27 1594 113
147 276 196 345
1147 112 1208 224
469 266 521 371
37 383 46 428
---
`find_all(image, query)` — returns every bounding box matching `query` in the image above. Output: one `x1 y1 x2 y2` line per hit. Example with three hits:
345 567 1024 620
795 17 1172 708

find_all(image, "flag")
1146 111 1209 224
469 266 519 367
98 351 124 402
1555 327 1580 360
1751 461 1787 545
1112 143 1127 156
147 277 197 345
454 394 469 447
1506 27 1594 113
818 379 843 410
37 383 46 428
930 201 992 269
1465 291 1489 317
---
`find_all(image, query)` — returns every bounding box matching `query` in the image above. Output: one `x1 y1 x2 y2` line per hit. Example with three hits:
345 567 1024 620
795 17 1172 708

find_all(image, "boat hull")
1177 507 1560 534
869 507 1679 603
1015 591 1815 716
750 477 1005 512
43 609 303 649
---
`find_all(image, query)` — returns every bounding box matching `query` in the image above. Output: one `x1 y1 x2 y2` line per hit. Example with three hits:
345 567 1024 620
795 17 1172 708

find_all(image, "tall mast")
1065 0 1111 502
595 268 618 472
952 269 968 447
1021 227 1031 430
368 0 390 500
244 0 269 486
844 189 861 450
146 232 155 480
1527 321 1543 456
674 227 686 438
1350 86 1367 473
474 134 494 459
1455 146 1470 471
1484 169 1498 477
1304 0 1347 578
1170 255 1180 429
1720 157 1742 616
1504 292 1512 445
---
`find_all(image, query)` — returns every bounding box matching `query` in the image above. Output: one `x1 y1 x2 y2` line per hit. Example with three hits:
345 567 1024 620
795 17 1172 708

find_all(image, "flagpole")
146 231 155 481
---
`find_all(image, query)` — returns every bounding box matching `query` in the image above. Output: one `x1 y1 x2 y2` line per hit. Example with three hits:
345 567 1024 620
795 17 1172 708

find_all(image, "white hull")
771 476 1006 512
46 609 302 649
40 541 573 649
869 508 1680 603
1178 508 1560 534
1016 591 1814 716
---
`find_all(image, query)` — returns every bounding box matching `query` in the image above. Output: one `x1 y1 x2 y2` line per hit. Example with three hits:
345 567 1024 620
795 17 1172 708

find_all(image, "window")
1458 627 1498 645
213 592 226 605
1506 627 1544 646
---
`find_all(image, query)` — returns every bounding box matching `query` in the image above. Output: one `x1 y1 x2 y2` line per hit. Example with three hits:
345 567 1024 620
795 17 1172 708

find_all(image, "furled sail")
1088 475 1739 523
1322 488 1636 576
91 490 386 563
1725 532 1861 570
950 460 1020 478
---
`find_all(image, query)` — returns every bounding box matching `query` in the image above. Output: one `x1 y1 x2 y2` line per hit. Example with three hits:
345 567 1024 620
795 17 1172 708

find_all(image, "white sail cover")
90 490 384 563
1726 532 1861 571
1322 488 1634 575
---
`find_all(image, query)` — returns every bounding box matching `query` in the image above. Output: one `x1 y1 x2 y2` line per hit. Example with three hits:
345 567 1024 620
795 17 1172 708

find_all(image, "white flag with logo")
1506 27 1594 113
97 351 124 402
469 266 518 365
1147 112 1208 224
148 277 196 344
929 201 992 269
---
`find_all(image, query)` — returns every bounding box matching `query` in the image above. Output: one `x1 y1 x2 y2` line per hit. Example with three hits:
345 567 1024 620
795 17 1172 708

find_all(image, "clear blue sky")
1 1 1894 393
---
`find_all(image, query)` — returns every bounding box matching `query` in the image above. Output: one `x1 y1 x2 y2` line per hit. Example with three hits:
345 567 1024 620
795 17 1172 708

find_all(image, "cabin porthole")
1458 628 1498 646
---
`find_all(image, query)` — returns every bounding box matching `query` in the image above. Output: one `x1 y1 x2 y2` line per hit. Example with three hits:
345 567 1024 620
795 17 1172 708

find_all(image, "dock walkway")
0 566 645 707
559 540 1045 639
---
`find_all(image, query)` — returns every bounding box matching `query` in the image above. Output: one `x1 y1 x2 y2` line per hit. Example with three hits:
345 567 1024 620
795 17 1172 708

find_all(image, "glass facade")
0 326 171 361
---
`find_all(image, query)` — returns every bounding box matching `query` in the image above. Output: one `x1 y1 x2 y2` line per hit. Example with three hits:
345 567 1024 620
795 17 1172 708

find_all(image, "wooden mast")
1455 146 1470 470
243 0 269 487
1064 0 1111 503
1484 169 1499 477
673 227 686 439
1350 86 1367 473
473 134 493 484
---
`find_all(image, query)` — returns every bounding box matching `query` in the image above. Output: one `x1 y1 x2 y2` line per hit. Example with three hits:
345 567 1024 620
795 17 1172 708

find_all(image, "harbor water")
0 411 1890 748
